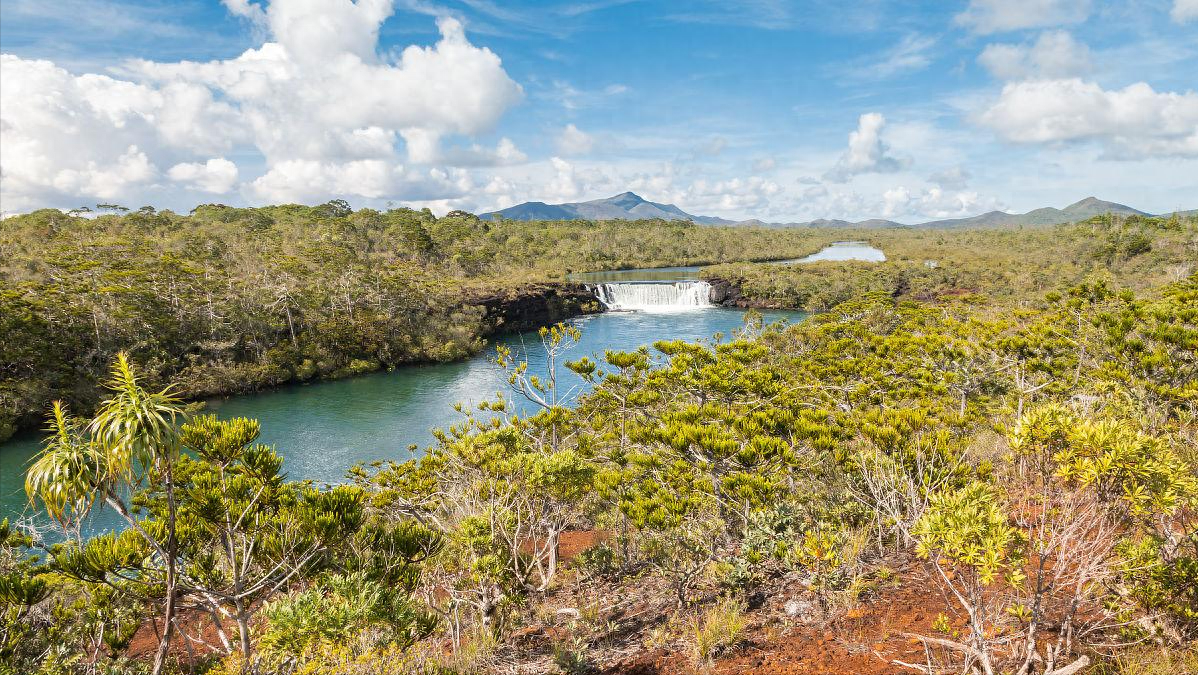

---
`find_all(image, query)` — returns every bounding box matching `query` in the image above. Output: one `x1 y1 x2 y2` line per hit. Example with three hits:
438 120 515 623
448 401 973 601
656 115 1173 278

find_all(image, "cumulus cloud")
435 138 527 167
1173 0 1198 23
956 0 1090 34
979 78 1198 158
824 113 908 182
0 0 522 213
681 176 781 212
247 159 475 204
168 158 240 193
555 124 594 155
979 31 1092 80
874 184 1001 221
546 157 584 202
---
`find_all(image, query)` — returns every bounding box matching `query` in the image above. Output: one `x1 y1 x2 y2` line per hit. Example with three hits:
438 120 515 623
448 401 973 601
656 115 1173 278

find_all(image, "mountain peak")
604 191 646 206
1062 197 1144 216
1064 196 1104 210
480 191 733 225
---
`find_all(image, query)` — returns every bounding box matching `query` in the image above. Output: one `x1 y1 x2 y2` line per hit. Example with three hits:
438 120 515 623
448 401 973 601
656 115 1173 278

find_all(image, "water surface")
0 306 804 530
778 241 886 264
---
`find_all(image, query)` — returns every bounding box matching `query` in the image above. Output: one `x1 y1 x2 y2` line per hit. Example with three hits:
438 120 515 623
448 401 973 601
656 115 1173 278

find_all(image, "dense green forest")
3 205 1193 443
2 206 1196 674
0 203 833 441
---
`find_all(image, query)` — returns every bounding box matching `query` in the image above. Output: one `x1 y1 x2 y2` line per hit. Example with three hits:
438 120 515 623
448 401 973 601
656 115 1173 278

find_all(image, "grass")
691 597 748 667
1096 645 1198 675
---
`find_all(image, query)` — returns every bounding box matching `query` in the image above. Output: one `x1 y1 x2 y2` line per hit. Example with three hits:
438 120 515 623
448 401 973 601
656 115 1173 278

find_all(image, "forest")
1 207 1196 675
0 203 833 442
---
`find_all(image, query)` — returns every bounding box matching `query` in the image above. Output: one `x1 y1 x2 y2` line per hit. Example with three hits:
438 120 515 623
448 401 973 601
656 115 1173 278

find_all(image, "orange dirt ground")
124 529 975 674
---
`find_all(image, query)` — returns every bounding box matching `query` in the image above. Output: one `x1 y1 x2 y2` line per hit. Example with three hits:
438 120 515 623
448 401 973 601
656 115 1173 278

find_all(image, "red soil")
122 529 981 675
603 562 966 675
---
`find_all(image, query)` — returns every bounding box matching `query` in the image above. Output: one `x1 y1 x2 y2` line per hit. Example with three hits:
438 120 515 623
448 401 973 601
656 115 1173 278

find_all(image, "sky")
1 0 1196 223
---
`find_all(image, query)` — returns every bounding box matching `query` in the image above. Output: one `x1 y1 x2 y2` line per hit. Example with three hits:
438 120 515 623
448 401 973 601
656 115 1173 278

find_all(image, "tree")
173 414 367 659
911 482 1024 675
26 353 185 675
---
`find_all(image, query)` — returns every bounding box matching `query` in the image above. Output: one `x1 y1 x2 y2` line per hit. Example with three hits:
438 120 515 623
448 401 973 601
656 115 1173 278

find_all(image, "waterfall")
590 281 713 311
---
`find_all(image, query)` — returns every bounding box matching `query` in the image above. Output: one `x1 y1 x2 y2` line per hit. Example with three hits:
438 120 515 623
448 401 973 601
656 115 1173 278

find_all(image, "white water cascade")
590 281 713 311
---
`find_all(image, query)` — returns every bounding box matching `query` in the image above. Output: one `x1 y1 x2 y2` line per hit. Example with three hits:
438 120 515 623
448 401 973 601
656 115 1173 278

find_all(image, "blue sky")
1 0 1196 222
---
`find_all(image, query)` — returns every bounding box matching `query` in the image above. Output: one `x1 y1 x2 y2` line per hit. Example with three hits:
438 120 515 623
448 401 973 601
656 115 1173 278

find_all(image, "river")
0 292 803 531
1 241 889 530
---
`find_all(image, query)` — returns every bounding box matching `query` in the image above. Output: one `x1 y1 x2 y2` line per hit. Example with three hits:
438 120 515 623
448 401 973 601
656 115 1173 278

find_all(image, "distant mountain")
768 197 1160 229
482 194 1187 229
481 192 735 225
914 197 1148 228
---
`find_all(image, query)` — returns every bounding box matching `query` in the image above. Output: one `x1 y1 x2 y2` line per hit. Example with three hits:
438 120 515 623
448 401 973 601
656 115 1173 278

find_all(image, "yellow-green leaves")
1010 404 1197 517
913 482 1021 586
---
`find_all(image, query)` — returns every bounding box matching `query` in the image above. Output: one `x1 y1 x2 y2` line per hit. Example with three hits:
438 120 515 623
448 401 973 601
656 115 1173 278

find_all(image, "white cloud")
882 186 911 218
681 176 781 212
247 159 474 204
555 124 594 155
168 158 240 193
222 0 267 28
545 80 627 110
546 157 584 202
853 34 936 80
866 184 1000 221
0 1 522 213
824 112 908 182
1173 0 1198 23
0 54 237 212
55 146 156 201
929 166 972 190
979 31 1092 80
956 0 1091 34
979 78 1198 158
434 137 527 167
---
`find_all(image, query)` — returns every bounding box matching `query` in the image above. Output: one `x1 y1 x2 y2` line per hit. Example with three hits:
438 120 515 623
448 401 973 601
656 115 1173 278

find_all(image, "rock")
704 276 781 309
471 283 602 335
784 597 819 623
555 607 582 623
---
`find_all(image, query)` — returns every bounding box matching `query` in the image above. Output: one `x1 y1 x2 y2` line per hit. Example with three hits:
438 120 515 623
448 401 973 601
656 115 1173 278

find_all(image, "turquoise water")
0 306 804 532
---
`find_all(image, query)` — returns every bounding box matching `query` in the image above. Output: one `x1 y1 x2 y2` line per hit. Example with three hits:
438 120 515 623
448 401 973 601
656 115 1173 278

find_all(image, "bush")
255 572 437 670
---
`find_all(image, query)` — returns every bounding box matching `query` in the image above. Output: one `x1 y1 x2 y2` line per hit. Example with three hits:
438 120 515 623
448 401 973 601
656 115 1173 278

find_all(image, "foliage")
6 209 1198 673
0 205 840 440
690 597 747 667
255 572 437 668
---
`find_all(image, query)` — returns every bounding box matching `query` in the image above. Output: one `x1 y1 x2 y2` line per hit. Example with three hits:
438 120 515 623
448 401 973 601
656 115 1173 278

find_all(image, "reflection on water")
777 241 886 264
0 306 804 532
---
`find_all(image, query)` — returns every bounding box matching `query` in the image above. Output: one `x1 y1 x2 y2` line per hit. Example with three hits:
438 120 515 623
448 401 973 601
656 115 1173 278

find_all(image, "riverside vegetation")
0 202 833 442
1 206 1196 674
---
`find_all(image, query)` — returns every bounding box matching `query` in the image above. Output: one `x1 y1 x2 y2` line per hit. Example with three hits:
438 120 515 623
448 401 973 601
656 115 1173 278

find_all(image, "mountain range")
481 192 736 225
481 193 1190 228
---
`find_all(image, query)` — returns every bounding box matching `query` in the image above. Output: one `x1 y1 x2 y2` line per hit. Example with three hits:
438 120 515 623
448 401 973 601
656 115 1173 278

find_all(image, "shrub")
256 572 437 669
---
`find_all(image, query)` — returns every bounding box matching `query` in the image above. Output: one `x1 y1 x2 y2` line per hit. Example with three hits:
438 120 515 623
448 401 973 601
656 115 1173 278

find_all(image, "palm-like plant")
25 352 185 675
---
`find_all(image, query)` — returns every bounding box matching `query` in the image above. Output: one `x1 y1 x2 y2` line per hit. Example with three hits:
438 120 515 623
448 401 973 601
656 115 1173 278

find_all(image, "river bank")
1 302 807 527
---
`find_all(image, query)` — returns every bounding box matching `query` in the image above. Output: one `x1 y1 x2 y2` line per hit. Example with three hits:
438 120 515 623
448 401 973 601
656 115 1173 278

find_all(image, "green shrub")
257 572 437 667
